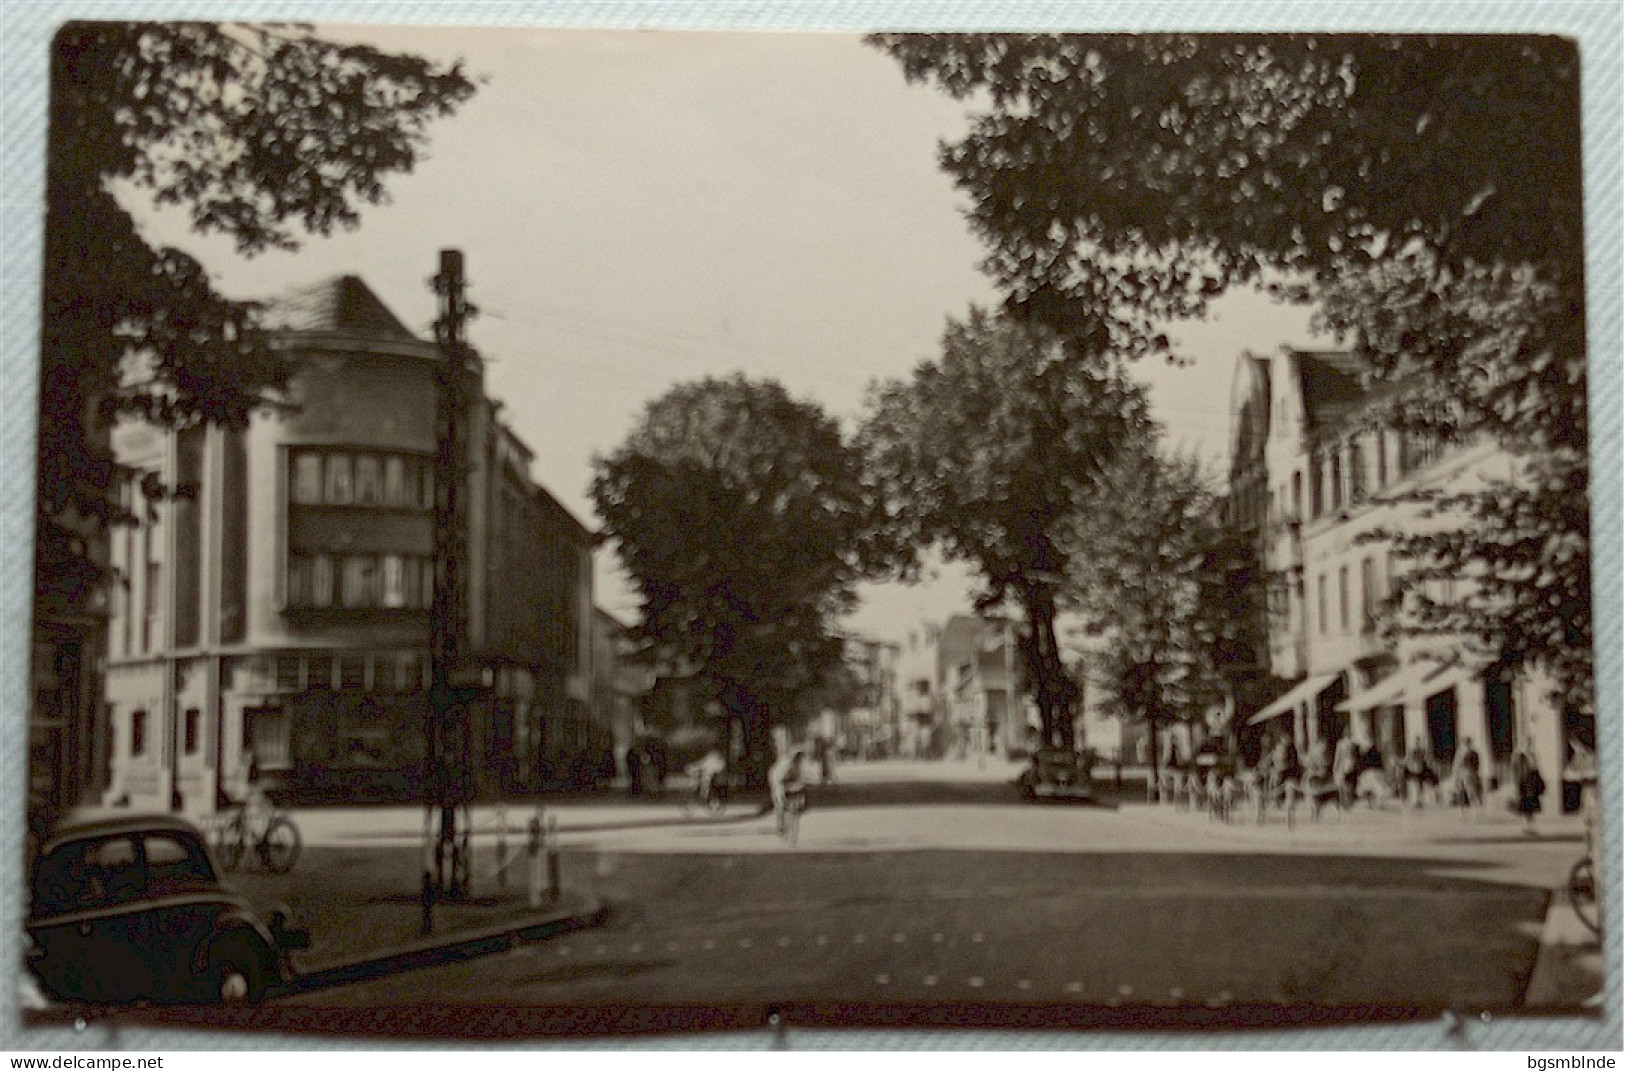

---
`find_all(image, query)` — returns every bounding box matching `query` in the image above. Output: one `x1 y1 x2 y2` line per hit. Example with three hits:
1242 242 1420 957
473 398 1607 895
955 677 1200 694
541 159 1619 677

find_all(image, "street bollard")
527 810 544 909
546 815 561 901
420 869 434 936
495 805 508 890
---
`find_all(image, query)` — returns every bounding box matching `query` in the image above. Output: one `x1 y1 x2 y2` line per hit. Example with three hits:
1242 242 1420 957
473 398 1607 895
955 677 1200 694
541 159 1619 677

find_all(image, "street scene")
20 19 1606 1045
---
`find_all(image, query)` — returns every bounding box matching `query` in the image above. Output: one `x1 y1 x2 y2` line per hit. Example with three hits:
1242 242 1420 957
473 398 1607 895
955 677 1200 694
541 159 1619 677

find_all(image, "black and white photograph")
10 5 1618 1052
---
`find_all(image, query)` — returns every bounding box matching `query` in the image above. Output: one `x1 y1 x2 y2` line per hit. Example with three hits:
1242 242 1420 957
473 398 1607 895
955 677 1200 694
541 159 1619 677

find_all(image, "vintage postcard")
15 12 1613 1050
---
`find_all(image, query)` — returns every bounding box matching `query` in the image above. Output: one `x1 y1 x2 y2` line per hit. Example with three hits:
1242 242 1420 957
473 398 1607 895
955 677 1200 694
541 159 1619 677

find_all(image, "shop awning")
1337 657 1473 713
1247 673 1340 726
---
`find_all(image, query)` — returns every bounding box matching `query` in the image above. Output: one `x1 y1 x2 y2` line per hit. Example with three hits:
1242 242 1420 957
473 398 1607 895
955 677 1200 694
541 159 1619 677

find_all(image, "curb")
272 895 610 998
1523 886 1603 1009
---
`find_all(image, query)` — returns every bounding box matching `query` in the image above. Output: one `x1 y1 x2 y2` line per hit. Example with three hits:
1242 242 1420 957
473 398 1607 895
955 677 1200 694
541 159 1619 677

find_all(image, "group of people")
678 741 819 837
1164 733 1550 826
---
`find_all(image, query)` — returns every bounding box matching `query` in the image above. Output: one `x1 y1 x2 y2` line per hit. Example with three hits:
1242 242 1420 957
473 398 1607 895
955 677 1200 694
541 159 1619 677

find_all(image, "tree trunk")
1016 583 1079 751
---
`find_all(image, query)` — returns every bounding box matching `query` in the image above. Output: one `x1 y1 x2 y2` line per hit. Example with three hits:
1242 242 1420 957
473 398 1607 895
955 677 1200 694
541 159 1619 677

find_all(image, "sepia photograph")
10 5 1617 1052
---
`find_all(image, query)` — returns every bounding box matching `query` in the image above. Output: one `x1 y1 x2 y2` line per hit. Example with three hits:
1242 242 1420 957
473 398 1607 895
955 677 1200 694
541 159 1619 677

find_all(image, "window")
1349 441 1366 502
1338 566 1350 632
383 555 406 608
1317 575 1328 635
248 705 291 770
420 464 435 511
183 708 200 755
1375 429 1388 487
131 709 148 756
275 654 302 691
354 455 382 505
324 454 354 505
1330 452 1344 511
340 556 372 607
293 454 324 504
307 654 333 690
384 456 407 506
339 654 367 690
310 554 335 608
1291 472 1303 521
1310 454 1324 517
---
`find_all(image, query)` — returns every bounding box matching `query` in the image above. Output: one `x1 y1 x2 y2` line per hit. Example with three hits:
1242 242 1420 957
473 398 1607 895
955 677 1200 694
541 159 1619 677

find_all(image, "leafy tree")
1068 444 1263 785
871 33 1591 715
41 22 475 542
860 308 1152 749
591 375 874 781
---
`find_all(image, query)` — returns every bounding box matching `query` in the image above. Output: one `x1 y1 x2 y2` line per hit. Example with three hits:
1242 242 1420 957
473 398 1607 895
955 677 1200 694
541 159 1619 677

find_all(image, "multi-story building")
101 274 598 810
1230 348 1577 796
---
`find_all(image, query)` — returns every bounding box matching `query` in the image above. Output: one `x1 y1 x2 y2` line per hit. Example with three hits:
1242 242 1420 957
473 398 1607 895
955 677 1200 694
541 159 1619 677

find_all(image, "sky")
128 25 1323 644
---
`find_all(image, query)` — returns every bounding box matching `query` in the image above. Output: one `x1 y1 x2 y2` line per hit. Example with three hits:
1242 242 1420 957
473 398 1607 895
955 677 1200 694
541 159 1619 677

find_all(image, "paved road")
279 760 1580 1020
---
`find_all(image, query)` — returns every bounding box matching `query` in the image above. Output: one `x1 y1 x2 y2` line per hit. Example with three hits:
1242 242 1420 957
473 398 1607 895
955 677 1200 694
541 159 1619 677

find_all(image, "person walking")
1333 734 1361 809
1512 750 1546 834
1452 739 1484 812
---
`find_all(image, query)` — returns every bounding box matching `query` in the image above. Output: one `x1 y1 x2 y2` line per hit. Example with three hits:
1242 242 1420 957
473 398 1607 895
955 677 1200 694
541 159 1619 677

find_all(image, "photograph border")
3 0 1619 1052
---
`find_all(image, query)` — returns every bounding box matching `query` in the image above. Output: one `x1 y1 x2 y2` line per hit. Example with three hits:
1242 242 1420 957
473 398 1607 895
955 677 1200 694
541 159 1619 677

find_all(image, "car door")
139 830 223 1000
30 835 149 1003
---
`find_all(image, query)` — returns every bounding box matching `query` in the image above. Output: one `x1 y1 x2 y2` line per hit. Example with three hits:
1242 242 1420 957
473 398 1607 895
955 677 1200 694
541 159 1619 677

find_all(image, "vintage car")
26 814 307 1005
1016 746 1097 802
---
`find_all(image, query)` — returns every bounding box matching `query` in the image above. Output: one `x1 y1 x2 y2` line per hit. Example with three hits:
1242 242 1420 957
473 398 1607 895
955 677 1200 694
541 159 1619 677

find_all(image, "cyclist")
686 747 728 808
768 747 807 837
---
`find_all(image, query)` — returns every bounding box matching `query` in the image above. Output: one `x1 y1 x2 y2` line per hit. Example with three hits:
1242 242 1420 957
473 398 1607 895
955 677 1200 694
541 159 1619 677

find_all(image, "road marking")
629 943 644 954
932 933 944 943
776 937 791 948
969 977 985 988
593 946 607 956
1217 990 1233 1003
1169 987 1184 1001
557 947 571 957
1064 982 1083 994
924 975 939 987
1017 980 1032 991
816 935 828 945
703 939 716 950
876 974 890 985
971 933 984 943
738 938 754 948
853 934 867 944
892 933 906 943
1117 984 1133 996
666 942 679 953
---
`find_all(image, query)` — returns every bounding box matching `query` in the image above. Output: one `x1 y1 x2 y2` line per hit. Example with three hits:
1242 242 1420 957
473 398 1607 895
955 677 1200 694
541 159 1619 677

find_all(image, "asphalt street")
271 759 1585 1022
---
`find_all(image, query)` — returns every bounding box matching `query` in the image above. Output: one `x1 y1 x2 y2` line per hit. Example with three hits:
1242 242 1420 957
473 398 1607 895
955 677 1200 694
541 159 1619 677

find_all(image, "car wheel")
205 937 270 1005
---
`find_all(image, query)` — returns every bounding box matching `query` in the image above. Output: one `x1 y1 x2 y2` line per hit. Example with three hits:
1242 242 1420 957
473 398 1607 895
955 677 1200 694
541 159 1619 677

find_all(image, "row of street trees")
589 312 1245 780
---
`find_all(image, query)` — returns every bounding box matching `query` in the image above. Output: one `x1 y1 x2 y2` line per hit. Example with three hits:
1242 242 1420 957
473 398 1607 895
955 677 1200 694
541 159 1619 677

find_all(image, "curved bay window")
285 447 435 614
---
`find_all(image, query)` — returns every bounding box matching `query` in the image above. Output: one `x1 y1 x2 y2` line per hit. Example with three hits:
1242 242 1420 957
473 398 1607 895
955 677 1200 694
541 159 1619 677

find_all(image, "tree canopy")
591 374 874 775
1067 443 1265 776
860 307 1152 748
871 33 1591 714
42 22 476 532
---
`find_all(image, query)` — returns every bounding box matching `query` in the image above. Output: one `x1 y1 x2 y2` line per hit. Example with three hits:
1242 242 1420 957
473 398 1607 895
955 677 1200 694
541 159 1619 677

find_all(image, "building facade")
101 275 598 811
1230 348 1577 798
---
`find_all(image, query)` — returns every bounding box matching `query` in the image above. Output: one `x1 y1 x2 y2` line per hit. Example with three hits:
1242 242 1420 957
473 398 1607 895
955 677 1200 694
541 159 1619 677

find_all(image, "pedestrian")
1404 737 1433 807
1333 734 1361 809
625 743 643 796
768 747 808 836
1451 739 1484 811
1512 751 1545 834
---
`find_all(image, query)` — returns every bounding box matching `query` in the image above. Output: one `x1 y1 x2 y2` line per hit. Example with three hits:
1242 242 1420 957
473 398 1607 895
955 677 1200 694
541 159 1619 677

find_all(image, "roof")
41 812 207 851
1295 350 1369 432
261 275 420 342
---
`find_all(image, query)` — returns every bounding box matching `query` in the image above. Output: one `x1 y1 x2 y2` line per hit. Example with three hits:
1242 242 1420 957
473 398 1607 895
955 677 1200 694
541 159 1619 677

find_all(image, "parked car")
1017 746 1097 802
26 814 308 1005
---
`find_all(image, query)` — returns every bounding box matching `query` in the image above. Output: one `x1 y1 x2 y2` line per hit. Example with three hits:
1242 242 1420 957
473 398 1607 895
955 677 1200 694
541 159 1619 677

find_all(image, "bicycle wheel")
1569 857 1600 936
218 816 247 872
257 817 302 874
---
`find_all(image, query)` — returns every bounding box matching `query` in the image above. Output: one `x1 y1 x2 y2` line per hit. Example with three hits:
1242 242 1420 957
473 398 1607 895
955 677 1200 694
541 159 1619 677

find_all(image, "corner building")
1228 349 1580 800
102 276 599 811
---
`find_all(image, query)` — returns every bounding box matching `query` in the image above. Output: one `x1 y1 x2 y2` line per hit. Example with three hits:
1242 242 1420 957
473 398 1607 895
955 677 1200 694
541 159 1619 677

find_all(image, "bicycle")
216 802 302 874
681 773 729 817
778 786 807 846
1568 773 1601 936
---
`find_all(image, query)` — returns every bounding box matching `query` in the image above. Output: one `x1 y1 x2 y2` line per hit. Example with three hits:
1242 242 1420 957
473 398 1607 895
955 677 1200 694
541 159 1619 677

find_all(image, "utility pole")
426 249 476 915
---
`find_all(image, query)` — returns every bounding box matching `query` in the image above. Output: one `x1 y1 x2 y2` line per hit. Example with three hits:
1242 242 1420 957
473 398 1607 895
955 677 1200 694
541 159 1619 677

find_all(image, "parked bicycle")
215 802 302 874
1568 759 1600 936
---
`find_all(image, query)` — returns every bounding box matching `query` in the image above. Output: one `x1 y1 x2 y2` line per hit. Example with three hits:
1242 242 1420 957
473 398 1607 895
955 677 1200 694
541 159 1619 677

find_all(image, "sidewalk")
220 840 606 997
